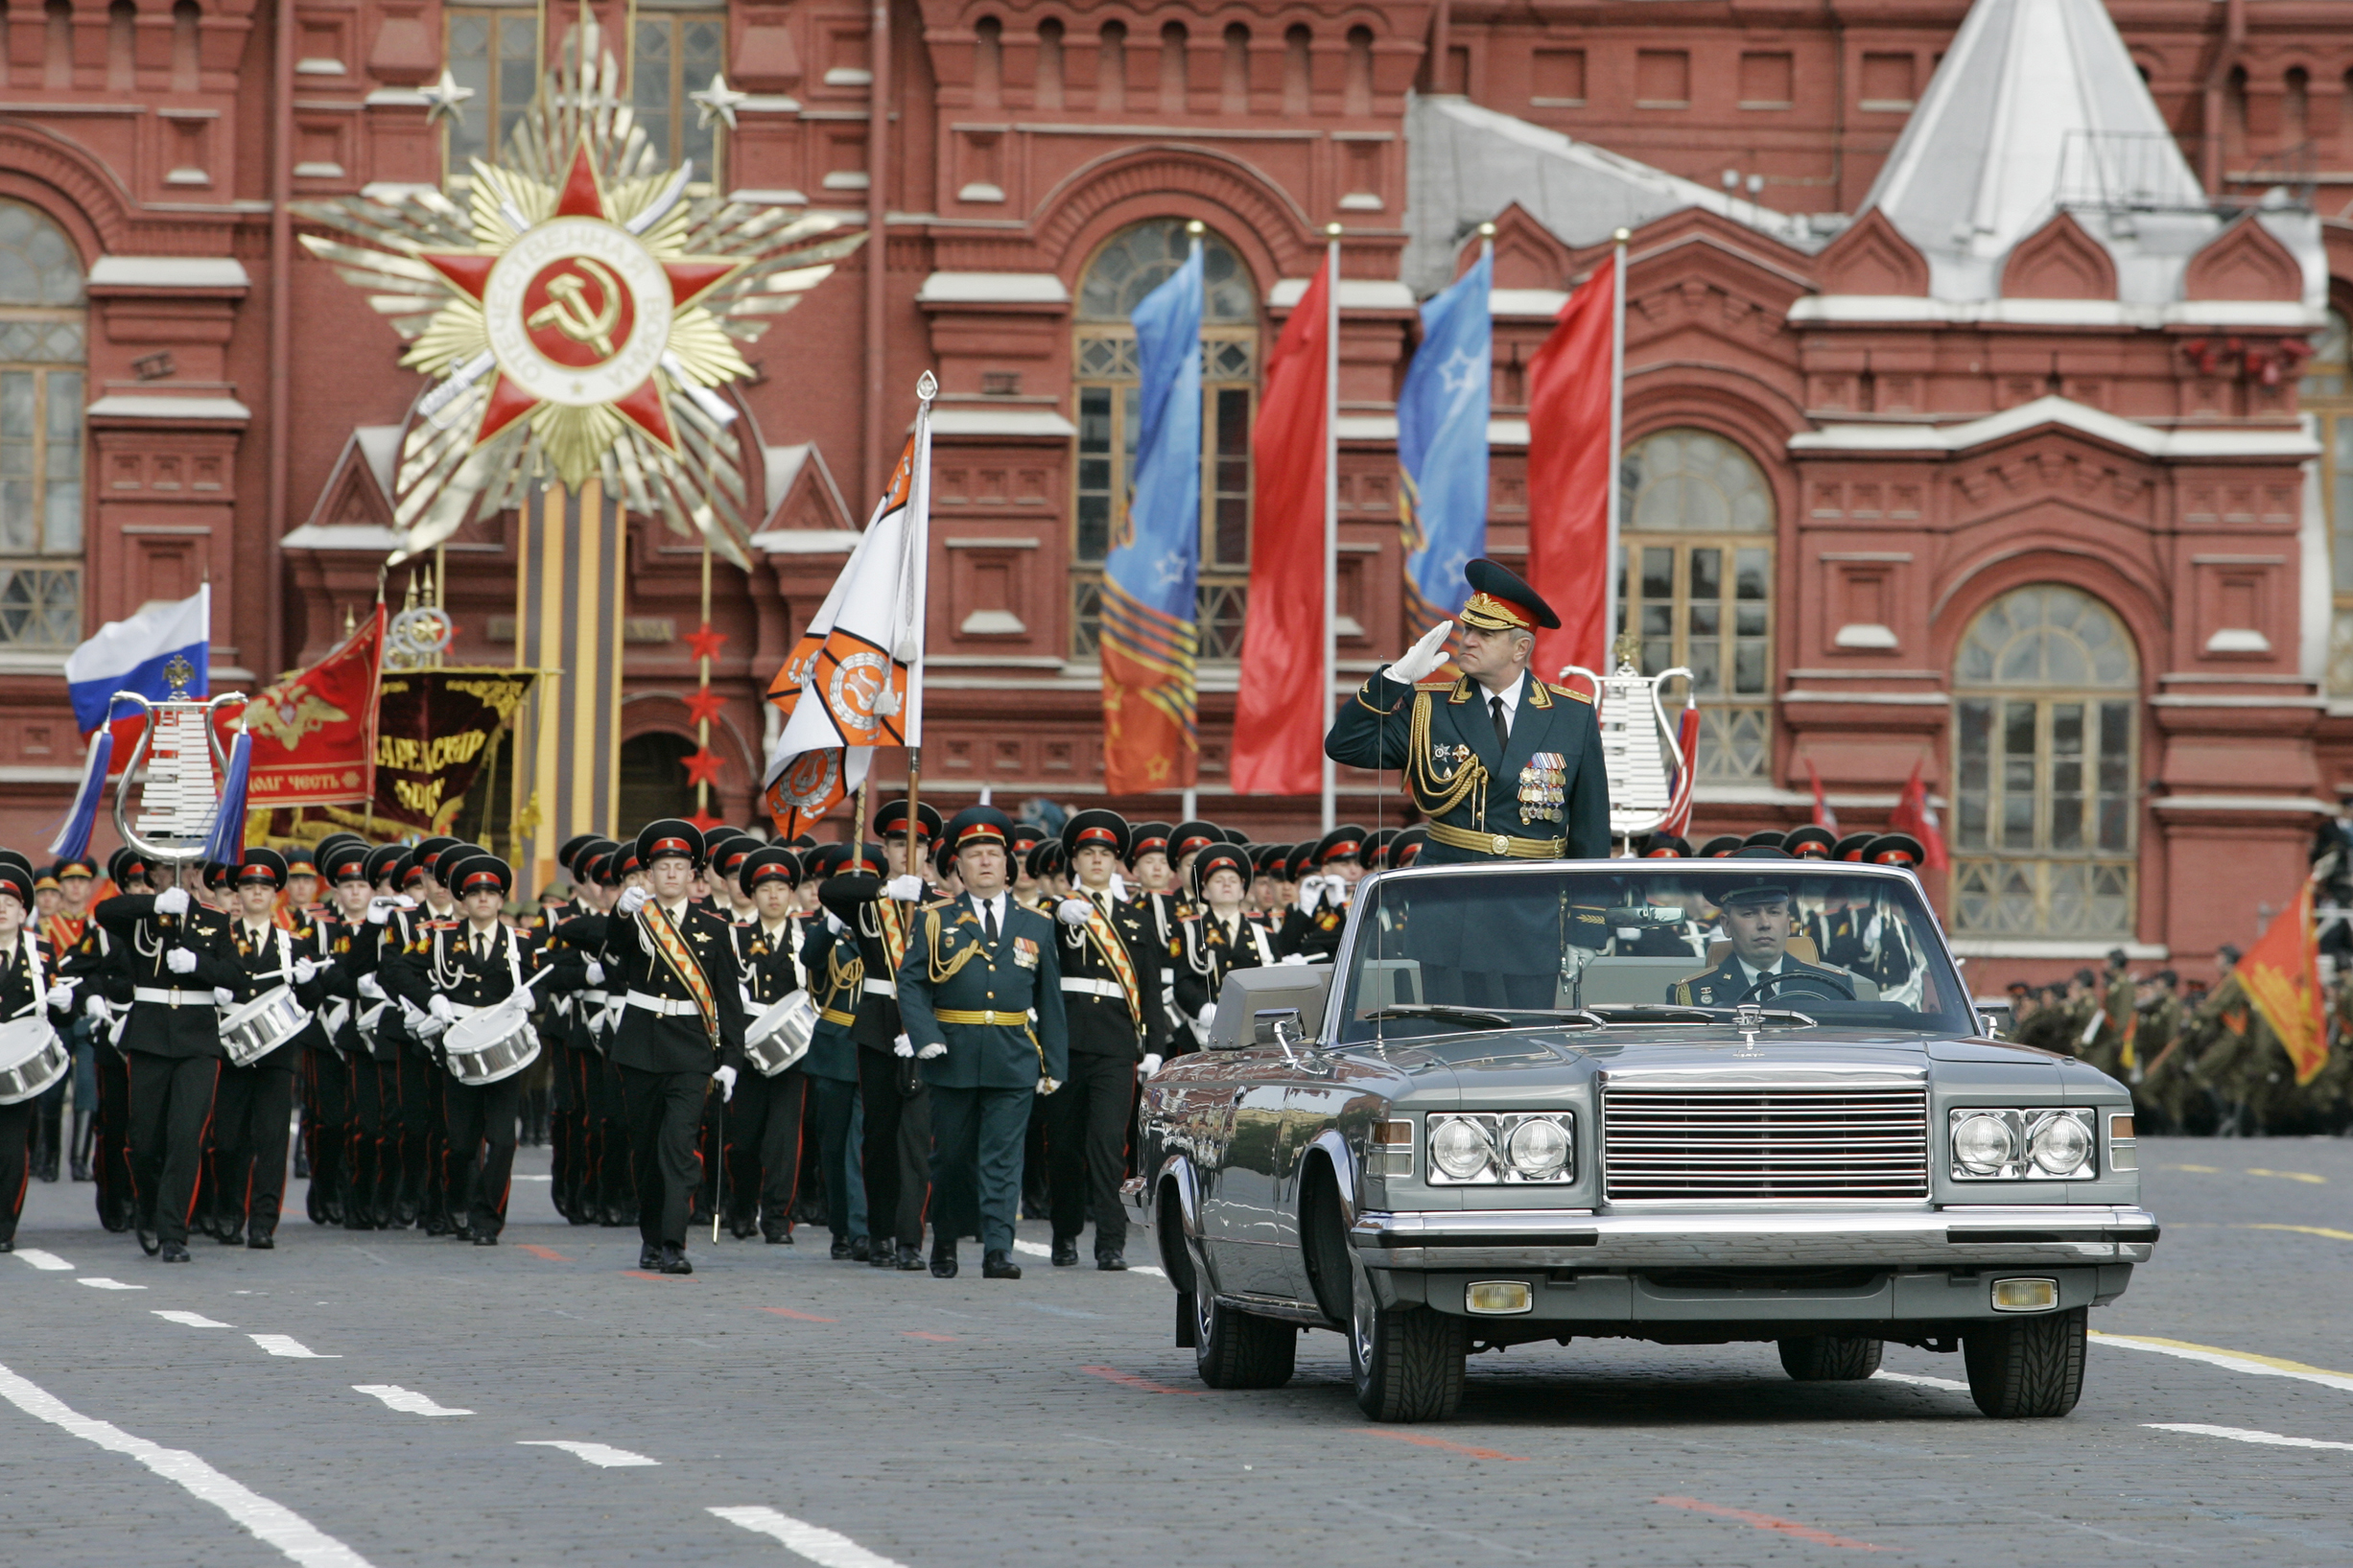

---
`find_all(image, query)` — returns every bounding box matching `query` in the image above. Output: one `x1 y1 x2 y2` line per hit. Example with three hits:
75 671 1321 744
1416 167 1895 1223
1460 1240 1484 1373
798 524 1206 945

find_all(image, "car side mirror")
1979 1011 2005 1040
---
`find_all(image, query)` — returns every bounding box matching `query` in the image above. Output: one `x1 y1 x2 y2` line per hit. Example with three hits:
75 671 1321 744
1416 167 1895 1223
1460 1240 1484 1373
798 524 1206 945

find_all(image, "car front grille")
1602 1084 1930 1200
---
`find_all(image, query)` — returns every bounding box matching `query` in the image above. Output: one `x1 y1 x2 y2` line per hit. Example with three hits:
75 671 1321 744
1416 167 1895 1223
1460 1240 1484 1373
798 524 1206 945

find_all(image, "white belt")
625 990 702 1018
580 990 609 1005
860 978 896 997
1061 976 1127 1001
133 987 212 1008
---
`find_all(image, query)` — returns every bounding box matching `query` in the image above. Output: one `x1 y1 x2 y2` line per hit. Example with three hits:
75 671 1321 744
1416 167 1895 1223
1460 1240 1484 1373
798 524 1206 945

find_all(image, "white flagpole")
1320 222 1340 833
1603 227 1629 659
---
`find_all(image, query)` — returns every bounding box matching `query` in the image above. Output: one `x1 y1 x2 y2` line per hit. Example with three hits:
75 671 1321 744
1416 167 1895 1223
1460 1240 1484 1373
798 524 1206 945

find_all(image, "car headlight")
1947 1108 2099 1181
1425 1112 1574 1183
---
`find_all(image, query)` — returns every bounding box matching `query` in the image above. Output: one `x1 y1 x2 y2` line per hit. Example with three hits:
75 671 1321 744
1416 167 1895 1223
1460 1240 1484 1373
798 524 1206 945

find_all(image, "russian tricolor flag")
49 587 211 857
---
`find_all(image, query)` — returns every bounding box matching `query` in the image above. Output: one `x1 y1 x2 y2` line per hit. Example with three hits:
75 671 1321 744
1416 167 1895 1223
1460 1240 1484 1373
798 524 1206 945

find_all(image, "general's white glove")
212 987 235 1008
892 1033 914 1059
47 980 76 1015
917 1041 946 1061
1384 619 1456 685
885 875 925 902
154 886 190 918
292 957 319 985
583 959 605 987
1109 874 1129 904
614 886 647 917
714 1065 737 1103
1036 1075 1062 1095
823 910 848 937
166 948 199 975
429 995 456 1022
357 973 386 1001
365 896 396 925
1140 1053 1163 1078
1055 897 1092 927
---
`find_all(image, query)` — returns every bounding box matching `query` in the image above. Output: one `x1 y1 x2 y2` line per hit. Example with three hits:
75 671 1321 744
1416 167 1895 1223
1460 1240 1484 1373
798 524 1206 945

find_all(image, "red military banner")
212 608 384 808
368 667 536 832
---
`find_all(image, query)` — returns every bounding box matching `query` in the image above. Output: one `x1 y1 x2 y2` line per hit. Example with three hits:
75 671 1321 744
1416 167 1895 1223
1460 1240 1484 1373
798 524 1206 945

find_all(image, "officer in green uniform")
1670 878 1855 1006
896 806 1068 1281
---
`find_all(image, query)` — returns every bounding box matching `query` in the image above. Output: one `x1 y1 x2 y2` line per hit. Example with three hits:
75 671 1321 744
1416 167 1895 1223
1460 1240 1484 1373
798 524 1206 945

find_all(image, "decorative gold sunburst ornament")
294 5 865 570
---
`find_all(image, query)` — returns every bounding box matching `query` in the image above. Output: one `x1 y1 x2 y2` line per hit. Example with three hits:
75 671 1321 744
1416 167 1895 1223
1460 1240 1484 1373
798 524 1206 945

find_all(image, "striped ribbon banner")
514 479 624 894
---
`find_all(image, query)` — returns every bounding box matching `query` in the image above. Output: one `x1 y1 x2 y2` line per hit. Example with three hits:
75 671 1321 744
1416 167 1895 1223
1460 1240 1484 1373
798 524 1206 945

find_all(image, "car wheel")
1777 1335 1884 1381
1192 1284 1297 1390
1962 1305 2086 1418
1348 1254 1466 1422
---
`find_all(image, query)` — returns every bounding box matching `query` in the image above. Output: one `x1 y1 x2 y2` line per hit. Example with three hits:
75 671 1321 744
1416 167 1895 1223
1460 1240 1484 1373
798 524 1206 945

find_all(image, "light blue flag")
1100 244 1203 788
1397 247 1492 623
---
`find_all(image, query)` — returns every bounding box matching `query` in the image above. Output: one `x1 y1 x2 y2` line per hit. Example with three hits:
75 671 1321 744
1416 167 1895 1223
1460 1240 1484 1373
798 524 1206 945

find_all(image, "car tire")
1349 1259 1466 1422
1962 1306 2086 1418
1192 1288 1297 1390
1777 1335 1884 1381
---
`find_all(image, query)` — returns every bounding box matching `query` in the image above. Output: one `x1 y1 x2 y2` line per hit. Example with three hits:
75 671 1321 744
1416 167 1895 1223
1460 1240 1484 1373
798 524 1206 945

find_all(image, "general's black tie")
1491 694 1510 755
983 902 999 945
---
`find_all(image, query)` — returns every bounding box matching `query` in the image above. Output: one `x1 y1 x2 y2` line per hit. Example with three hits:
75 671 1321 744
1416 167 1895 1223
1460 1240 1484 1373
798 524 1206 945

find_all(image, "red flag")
1525 251 1618 680
212 608 384 809
1889 758 1949 871
1806 758 1840 835
1232 256 1330 796
2240 882 2328 1085
1659 702 1701 838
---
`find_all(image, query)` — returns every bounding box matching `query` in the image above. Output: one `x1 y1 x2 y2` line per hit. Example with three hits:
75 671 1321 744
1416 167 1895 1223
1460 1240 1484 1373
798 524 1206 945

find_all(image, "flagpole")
1320 222 1340 834
904 372 935 878
1603 227 1629 657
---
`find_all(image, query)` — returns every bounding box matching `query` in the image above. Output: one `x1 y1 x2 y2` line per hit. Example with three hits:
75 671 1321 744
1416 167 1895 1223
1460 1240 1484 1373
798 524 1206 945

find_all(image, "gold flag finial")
1612 631 1642 671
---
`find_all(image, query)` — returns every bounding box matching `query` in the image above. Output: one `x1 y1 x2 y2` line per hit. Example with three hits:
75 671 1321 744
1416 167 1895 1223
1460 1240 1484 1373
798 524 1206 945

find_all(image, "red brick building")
4 0 2351 976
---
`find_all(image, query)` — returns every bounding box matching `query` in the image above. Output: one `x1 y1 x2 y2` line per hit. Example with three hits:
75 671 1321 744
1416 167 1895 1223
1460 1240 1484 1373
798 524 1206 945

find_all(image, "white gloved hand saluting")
713 1065 737 1103
892 1032 915 1059
885 875 925 903
1055 897 1092 927
1383 620 1455 686
614 885 647 917
429 995 456 1022
917 1041 946 1061
166 948 199 975
154 886 190 918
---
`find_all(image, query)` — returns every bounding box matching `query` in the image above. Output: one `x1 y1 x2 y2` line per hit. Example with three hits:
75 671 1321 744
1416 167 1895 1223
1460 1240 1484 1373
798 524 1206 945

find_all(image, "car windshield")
1335 863 1972 1044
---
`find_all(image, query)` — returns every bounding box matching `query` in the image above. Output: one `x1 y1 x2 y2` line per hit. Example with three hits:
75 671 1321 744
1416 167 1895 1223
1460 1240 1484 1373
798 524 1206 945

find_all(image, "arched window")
0 200 85 648
1615 428 1775 781
2302 306 2353 694
1951 585 2139 938
1071 220 1259 659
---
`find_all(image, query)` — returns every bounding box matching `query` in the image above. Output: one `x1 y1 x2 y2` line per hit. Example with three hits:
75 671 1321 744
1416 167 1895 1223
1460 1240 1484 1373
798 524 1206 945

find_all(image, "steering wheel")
1736 969 1855 1005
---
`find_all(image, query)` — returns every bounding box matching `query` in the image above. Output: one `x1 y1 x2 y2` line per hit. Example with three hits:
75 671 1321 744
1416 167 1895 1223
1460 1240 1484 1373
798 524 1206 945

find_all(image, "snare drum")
217 987 312 1068
743 990 818 1077
0 1014 67 1105
443 1003 541 1086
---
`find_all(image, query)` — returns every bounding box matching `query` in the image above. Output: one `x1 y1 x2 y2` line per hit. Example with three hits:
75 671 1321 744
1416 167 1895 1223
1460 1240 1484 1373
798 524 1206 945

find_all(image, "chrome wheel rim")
1348 1252 1376 1375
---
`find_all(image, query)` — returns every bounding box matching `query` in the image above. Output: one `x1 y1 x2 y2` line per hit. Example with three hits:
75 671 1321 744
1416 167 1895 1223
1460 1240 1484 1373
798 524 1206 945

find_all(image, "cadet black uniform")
208 850 328 1248
1277 826 1366 961
724 846 809 1242
1174 843 1278 1034
0 858 69 1252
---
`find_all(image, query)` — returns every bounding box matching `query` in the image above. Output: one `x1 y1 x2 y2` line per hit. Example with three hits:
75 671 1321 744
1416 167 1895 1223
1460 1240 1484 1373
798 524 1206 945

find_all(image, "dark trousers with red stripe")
344 1056 388 1225
856 1050 930 1251
442 1074 520 1238
723 1066 807 1236
387 1049 436 1223
302 1043 354 1222
126 1052 221 1246
0 1097 32 1244
93 1043 132 1229
208 1056 294 1239
618 1065 706 1250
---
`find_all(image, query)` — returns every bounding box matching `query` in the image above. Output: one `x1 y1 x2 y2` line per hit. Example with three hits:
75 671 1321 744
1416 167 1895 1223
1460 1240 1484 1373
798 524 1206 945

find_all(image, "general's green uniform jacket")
896 894 1070 1089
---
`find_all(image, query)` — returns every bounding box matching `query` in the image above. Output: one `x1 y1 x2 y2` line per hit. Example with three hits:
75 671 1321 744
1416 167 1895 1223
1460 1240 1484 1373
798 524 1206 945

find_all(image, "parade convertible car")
1128 859 2158 1423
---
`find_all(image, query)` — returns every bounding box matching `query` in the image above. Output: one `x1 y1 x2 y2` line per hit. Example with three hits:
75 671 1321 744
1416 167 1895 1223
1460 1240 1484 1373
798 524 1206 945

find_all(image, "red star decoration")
683 686 728 726
420 142 746 454
687 807 728 835
684 622 729 664
681 748 725 788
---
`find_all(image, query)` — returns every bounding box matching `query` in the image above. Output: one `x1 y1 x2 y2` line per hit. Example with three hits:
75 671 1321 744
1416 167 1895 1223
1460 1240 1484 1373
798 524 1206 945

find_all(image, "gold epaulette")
1413 677 1454 692
1547 682 1594 704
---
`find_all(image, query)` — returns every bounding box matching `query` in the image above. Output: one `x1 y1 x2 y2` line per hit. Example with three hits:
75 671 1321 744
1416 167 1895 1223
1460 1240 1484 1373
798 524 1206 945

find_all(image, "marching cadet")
1279 827 1369 961
817 800 939 1272
1009 824 1046 905
1325 557 1609 864
311 839 380 1228
94 858 249 1262
343 844 424 1229
66 848 148 1232
1165 822 1223 914
0 856 81 1252
384 851 550 1245
30 855 95 1185
1670 878 1854 1006
1047 809 1168 1271
1175 842 1278 1044
206 850 330 1249
798 840 875 1260
896 806 1069 1280
541 836 616 1224
724 845 809 1242
600 821 748 1275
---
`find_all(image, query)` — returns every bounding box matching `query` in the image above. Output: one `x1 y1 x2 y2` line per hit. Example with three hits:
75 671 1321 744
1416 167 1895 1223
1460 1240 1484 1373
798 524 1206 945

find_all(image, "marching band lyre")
1559 646 1695 848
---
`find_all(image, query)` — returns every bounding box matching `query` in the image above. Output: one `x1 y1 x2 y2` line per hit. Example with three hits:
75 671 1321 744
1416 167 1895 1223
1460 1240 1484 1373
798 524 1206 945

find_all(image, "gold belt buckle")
1491 833 1510 855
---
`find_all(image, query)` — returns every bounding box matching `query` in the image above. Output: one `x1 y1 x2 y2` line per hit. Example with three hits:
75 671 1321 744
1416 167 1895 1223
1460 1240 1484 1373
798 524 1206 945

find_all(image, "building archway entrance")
620 731 697 830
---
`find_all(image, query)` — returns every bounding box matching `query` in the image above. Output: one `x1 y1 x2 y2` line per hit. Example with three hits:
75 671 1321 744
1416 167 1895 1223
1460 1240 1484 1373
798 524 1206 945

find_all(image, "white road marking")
2147 1422 2353 1453
711 1506 906 1568
518 1439 658 1467
153 1310 233 1328
250 1335 341 1359
511 1174 552 1181
0 1360 372 1568
350 1385 474 1416
2091 1331 2353 1395
13 1249 72 1271
79 1277 146 1291
1872 1369 1972 1392
1009 1239 1166 1277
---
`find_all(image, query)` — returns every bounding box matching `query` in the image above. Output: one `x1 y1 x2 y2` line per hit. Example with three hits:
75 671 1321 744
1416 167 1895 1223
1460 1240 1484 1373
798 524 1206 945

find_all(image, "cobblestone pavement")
5 1135 2351 1567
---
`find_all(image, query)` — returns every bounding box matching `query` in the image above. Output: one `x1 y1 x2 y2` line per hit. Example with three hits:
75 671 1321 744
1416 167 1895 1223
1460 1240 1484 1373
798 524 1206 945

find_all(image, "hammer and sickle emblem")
526 257 625 358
